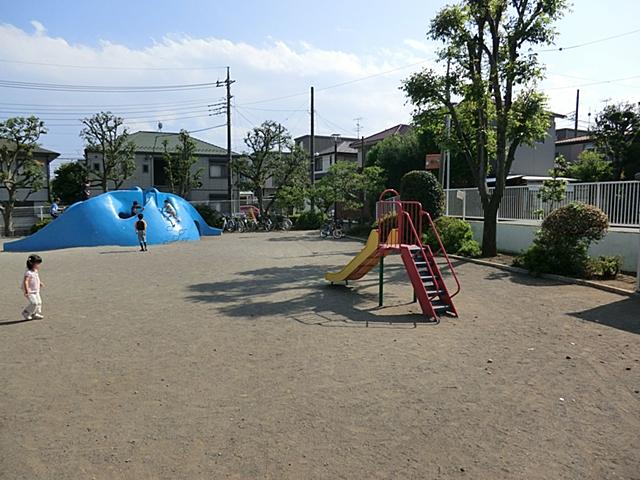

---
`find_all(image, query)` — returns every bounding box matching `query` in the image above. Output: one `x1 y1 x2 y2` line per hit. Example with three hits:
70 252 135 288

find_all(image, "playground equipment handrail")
400 210 442 293
422 212 461 298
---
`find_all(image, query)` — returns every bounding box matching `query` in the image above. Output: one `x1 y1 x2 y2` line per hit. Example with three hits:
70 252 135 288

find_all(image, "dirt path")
1 231 639 479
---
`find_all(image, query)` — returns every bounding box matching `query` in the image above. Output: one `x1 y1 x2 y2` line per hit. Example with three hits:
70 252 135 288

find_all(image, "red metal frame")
374 191 462 319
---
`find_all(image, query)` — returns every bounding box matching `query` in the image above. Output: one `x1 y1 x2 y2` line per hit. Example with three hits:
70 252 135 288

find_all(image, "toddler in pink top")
22 254 44 320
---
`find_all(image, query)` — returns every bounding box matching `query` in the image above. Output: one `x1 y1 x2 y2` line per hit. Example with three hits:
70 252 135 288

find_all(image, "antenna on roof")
158 122 163 131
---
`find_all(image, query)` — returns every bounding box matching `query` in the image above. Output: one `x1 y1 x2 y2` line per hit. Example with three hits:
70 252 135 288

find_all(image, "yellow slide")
325 229 397 283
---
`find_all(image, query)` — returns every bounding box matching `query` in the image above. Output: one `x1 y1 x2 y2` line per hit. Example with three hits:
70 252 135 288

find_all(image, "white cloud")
30 20 46 36
0 23 433 156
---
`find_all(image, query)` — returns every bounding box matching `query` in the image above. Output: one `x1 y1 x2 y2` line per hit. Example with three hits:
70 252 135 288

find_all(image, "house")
84 131 238 210
348 124 412 167
0 140 59 204
313 141 358 181
295 134 358 159
555 128 595 163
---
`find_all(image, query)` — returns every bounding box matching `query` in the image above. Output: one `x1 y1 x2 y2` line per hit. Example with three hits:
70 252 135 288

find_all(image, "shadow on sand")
185 263 436 328
568 297 640 335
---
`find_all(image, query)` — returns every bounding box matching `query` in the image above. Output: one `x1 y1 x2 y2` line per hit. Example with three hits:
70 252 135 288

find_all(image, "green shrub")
514 234 590 277
292 210 326 230
456 238 482 258
400 170 444 219
424 216 472 252
515 202 612 278
422 216 481 257
542 203 609 244
346 222 374 238
29 217 53 234
194 204 224 228
586 256 622 280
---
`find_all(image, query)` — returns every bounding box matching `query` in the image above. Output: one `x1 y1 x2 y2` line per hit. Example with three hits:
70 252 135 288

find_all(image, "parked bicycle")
273 215 293 231
320 219 344 239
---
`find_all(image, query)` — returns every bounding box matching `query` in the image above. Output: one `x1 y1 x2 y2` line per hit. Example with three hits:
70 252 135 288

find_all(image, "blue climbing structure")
3 187 222 252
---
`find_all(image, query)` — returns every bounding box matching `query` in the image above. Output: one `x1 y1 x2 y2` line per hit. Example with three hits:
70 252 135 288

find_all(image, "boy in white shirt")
22 254 44 320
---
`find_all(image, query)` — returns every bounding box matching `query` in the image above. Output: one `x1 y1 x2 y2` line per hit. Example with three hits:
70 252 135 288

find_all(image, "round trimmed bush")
424 216 481 257
400 170 444 219
542 203 608 244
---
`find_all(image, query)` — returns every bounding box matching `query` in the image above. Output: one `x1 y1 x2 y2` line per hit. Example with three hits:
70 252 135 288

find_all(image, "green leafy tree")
566 150 613 182
403 0 567 256
592 102 640 180
162 130 203 199
51 161 88 204
400 170 445 219
232 121 309 215
80 111 136 192
536 155 568 217
366 131 426 190
313 162 384 217
0 116 47 236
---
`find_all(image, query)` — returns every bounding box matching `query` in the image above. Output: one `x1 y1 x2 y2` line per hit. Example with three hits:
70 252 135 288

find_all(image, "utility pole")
354 117 363 138
226 66 234 213
310 86 315 210
574 89 580 137
445 114 451 216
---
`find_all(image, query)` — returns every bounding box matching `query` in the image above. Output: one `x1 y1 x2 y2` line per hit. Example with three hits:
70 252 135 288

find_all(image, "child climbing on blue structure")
162 199 180 226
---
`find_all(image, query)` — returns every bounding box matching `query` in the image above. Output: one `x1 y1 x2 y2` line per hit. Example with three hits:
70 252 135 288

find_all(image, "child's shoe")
22 310 32 320
32 313 44 320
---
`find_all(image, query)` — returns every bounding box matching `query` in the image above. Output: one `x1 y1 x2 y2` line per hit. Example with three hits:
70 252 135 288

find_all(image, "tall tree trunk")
1 204 14 237
481 204 498 257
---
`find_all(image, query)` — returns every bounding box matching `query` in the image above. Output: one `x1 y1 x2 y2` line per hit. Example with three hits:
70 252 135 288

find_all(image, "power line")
539 27 640 52
0 97 224 109
546 73 640 90
242 57 434 105
0 79 225 92
0 58 228 71
0 102 226 116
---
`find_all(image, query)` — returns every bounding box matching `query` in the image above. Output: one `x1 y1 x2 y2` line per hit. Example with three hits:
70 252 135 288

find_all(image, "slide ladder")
377 189 460 321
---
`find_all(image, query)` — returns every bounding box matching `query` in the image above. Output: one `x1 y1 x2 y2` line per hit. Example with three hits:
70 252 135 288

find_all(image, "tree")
403 0 567 256
400 170 445 219
0 116 47 236
51 161 88 204
80 112 136 192
313 162 384 217
566 150 613 182
162 130 203 198
232 121 309 215
592 102 640 180
366 131 426 190
536 155 567 217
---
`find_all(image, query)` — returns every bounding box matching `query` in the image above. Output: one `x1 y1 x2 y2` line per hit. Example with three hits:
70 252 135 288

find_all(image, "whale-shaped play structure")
3 187 221 252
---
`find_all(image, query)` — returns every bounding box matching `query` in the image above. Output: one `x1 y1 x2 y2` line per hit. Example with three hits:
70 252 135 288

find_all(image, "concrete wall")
510 121 556 176
468 220 639 273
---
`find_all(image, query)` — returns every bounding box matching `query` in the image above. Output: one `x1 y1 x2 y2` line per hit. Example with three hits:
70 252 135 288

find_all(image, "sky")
1 0 639 171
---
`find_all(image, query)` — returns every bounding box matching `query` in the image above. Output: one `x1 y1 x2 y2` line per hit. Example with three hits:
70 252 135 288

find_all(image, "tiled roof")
316 141 358 156
349 124 412 148
87 131 237 156
555 135 593 145
0 139 60 157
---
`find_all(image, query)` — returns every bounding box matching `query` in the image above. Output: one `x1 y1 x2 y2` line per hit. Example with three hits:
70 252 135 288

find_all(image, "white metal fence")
1 205 49 235
445 180 640 227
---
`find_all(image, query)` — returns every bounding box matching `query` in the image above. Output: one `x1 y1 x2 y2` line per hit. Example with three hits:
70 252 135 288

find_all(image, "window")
315 158 323 171
142 164 149 173
209 161 227 178
93 163 100 171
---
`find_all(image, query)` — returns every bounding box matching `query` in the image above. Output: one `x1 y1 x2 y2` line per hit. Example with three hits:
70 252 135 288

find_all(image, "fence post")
637 223 640 293
595 182 601 210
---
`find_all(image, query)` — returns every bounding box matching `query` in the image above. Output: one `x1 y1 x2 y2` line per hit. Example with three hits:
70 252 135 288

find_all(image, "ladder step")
427 289 445 295
432 304 449 312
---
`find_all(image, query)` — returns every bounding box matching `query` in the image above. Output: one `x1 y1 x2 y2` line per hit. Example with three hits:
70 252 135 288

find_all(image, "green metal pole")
378 256 384 307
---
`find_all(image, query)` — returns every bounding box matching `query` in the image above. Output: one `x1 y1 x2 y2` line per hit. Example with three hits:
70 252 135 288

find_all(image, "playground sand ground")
1 231 638 479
